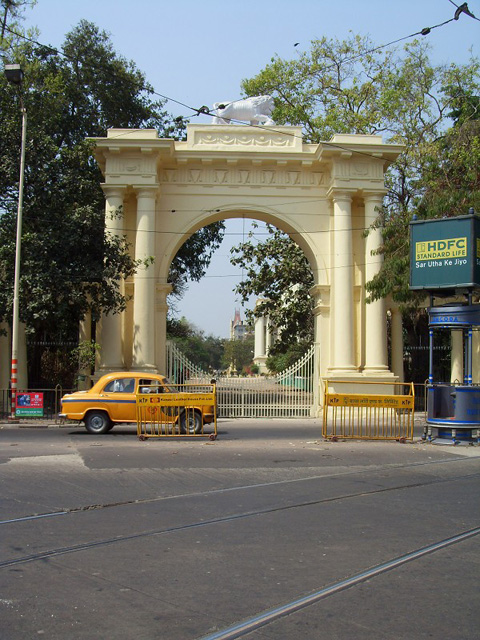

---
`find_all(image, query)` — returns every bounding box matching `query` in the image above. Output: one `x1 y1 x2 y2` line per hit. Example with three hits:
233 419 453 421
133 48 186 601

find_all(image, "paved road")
0 418 479 639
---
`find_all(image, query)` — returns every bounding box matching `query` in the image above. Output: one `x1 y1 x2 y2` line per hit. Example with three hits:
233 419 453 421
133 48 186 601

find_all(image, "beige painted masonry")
0 125 411 411
90 124 405 411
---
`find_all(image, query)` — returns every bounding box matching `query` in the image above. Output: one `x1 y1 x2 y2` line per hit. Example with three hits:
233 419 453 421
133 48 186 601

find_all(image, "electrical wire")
2 1 475 162
0 7 472 293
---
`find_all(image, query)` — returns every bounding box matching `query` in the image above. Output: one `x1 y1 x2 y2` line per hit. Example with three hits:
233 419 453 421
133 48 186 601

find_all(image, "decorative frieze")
192 131 294 149
105 156 156 177
160 166 325 188
331 159 383 180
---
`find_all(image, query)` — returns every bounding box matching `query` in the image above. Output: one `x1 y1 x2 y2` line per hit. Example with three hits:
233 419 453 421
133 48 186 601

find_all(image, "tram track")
1 452 479 527
1 467 478 570
198 526 480 640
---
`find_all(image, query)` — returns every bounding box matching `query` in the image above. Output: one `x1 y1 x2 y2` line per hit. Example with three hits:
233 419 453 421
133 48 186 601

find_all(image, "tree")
235 36 479 341
366 82 480 307
1 1 35 41
230 223 314 352
167 317 224 371
222 336 254 374
0 18 224 346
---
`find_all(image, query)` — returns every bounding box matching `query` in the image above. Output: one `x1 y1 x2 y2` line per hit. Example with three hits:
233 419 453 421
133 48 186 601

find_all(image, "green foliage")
169 222 225 299
0 18 224 345
266 341 311 374
230 225 314 354
167 317 224 371
243 34 404 143
70 340 100 372
230 223 314 351
239 36 480 321
221 336 254 374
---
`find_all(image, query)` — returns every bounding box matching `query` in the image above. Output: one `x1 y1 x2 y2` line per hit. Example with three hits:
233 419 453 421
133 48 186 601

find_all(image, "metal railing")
136 384 217 439
322 380 415 441
0 386 71 421
166 341 315 418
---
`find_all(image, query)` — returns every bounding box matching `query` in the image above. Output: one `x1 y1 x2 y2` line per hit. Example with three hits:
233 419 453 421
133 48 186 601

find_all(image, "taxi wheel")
180 411 202 435
85 411 112 435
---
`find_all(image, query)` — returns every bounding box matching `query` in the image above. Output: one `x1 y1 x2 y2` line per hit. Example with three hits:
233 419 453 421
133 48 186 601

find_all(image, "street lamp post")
4 64 27 421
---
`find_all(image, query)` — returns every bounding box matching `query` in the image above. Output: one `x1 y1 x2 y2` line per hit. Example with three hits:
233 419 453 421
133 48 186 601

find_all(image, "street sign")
410 214 480 290
16 392 44 417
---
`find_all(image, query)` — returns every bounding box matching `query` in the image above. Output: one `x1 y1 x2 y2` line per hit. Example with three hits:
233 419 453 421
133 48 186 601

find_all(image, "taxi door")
101 377 137 422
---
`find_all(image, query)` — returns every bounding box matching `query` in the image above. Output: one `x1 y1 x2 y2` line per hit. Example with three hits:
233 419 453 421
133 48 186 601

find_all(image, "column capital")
156 282 173 298
132 184 159 199
101 184 127 198
362 190 386 205
327 187 356 202
309 284 330 304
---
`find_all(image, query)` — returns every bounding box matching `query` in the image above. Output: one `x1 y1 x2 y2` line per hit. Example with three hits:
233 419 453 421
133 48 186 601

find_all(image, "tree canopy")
167 317 225 371
230 223 314 353
0 15 224 341
234 35 479 350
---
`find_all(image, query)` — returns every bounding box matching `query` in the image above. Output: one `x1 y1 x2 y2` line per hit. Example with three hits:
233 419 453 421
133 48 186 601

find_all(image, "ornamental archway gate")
90 125 404 416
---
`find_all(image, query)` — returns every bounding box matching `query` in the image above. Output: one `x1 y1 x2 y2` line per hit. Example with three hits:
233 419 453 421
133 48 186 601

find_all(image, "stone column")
132 186 157 371
254 316 266 360
155 283 172 374
330 191 356 372
451 329 464 383
390 307 404 382
364 193 389 373
98 186 126 372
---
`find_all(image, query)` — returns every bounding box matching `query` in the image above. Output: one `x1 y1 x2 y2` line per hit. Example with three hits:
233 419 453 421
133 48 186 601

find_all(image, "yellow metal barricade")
322 380 415 441
136 384 217 439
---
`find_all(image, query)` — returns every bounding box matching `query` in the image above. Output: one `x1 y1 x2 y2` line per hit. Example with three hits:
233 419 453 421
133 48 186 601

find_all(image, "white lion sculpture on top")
212 95 275 125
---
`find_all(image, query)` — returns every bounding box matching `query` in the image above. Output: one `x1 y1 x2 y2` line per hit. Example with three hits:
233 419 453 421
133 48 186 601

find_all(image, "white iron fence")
166 341 314 418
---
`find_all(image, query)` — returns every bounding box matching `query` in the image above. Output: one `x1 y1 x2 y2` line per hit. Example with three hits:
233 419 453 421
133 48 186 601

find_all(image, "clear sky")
20 0 480 338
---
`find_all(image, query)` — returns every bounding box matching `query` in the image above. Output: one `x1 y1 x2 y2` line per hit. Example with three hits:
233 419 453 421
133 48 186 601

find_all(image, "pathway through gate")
166 342 314 418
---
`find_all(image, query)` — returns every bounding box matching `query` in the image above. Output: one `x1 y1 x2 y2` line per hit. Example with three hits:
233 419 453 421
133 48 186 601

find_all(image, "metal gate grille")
166 342 314 418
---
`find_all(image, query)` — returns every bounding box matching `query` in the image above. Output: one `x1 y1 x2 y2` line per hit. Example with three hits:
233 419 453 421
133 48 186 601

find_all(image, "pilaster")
155 282 172 374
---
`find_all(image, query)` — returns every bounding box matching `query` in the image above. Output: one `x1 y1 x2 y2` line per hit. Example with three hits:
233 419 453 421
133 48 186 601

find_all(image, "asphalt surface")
0 417 479 639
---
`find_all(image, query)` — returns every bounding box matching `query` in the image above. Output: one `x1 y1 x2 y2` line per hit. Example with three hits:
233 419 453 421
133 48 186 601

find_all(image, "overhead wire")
2 2 476 163
0 6 473 293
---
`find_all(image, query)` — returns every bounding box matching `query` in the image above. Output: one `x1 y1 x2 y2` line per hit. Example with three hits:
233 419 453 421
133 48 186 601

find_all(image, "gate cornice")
92 127 404 193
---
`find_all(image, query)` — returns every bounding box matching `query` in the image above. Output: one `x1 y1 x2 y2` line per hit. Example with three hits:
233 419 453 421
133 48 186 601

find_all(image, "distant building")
230 309 251 341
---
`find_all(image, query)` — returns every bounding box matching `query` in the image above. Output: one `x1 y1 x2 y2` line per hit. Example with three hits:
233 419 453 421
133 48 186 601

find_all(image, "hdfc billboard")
410 214 480 291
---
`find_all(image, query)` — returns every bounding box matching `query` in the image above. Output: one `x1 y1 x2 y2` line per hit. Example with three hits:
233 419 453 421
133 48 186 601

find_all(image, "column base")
253 355 268 374
324 369 399 395
362 366 393 376
131 365 158 374
97 366 126 374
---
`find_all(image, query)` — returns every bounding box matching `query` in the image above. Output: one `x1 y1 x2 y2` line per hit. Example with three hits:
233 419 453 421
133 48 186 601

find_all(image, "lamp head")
4 64 24 85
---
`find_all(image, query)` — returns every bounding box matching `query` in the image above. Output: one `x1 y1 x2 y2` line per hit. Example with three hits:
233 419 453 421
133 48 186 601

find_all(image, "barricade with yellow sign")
322 380 415 441
136 384 217 439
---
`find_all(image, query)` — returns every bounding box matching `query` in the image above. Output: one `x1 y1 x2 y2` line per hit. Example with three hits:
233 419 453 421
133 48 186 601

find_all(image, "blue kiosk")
410 211 480 444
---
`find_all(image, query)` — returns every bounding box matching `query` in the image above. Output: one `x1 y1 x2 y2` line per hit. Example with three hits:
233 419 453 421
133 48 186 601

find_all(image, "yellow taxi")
60 372 215 435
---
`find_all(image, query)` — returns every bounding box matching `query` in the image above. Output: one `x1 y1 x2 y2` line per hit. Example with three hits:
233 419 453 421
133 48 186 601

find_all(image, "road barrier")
322 380 415 441
136 384 217 440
